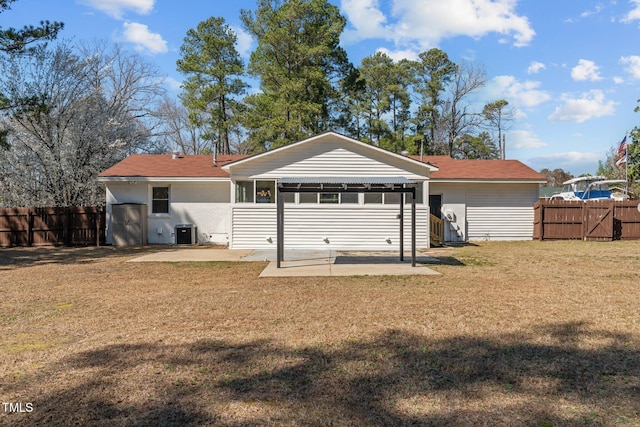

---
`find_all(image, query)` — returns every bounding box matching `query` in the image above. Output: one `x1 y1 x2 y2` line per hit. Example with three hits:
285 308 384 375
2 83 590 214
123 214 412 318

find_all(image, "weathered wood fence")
533 199 640 241
0 206 105 247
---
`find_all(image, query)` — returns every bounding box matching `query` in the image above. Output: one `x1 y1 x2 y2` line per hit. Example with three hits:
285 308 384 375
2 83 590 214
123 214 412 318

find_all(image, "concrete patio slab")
259 259 439 277
126 248 253 262
126 247 441 277
259 250 440 277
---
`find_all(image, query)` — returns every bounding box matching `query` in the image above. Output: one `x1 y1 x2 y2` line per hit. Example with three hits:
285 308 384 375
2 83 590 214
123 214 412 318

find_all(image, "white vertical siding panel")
231 206 429 250
466 183 538 241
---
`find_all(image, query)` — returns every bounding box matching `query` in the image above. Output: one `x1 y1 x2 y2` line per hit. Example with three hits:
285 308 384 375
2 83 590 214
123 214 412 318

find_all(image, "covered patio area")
276 177 420 268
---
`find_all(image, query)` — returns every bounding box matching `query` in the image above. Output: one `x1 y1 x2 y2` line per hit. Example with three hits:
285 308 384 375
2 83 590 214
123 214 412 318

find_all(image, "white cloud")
376 47 418 62
571 59 603 81
122 22 167 54
527 61 546 74
230 25 254 60
580 4 604 18
507 129 547 150
620 55 640 79
340 0 535 49
162 76 182 91
341 0 391 43
488 75 551 108
613 76 625 84
564 4 605 23
79 0 154 19
621 0 640 23
548 90 617 123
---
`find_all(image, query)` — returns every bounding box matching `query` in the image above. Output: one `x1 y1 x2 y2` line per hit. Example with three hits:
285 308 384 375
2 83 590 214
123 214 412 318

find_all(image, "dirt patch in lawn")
1 241 640 426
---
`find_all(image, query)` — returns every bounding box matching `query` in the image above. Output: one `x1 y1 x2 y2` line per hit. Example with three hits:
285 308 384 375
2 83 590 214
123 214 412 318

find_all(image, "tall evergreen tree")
358 51 393 147
177 17 247 155
411 48 457 155
334 66 366 140
240 0 349 149
483 99 514 159
388 59 413 152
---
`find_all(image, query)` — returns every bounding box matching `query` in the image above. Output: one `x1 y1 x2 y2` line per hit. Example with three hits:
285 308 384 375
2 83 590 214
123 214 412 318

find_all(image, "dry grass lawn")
1 241 640 426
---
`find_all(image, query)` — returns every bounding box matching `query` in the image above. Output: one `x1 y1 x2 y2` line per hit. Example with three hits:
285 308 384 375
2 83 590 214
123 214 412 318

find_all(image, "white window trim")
149 184 171 217
231 180 426 206
233 179 277 204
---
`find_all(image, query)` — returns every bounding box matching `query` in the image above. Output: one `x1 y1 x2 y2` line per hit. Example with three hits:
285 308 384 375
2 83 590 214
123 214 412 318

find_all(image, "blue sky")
5 0 640 175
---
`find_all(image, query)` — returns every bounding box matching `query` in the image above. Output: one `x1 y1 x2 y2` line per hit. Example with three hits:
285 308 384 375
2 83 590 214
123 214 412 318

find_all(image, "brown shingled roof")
99 152 545 181
415 155 546 181
98 154 248 178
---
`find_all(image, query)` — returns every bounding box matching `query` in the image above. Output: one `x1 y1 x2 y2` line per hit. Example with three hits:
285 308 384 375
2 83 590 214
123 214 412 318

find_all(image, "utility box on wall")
175 224 197 245
111 203 147 246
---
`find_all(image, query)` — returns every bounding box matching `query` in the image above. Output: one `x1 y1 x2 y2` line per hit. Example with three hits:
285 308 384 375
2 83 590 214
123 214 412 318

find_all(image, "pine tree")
240 0 349 149
177 17 247 154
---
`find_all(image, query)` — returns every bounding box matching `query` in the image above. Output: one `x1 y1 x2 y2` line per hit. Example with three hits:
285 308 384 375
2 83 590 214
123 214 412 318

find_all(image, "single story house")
98 132 545 249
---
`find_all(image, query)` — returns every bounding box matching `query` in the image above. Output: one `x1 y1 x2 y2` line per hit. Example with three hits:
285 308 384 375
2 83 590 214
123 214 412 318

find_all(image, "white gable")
224 132 433 180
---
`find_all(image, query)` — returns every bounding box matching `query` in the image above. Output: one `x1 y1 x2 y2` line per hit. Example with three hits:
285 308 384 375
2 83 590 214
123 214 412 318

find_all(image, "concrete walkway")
127 247 440 277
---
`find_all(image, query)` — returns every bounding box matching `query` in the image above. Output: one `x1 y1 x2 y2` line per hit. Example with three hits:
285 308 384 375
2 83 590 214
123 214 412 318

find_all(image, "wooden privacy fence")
0 206 105 247
533 199 640 241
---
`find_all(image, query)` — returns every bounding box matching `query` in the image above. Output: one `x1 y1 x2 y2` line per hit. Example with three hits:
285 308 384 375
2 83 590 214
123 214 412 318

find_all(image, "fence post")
96 206 101 247
582 201 588 241
27 208 34 247
64 207 71 246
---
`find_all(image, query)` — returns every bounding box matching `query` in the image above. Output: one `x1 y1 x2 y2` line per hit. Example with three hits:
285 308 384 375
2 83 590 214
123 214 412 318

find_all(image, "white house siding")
225 135 433 251
429 182 538 242
230 205 429 250
429 183 467 242
465 183 538 241
105 181 231 245
227 137 430 180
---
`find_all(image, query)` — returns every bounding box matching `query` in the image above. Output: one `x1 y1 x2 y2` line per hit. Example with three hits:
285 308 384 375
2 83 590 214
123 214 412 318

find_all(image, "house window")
283 193 295 203
406 182 424 204
364 193 383 204
385 193 401 204
152 186 169 214
341 193 358 204
320 193 339 204
298 193 357 204
256 180 275 203
235 181 254 203
299 193 318 204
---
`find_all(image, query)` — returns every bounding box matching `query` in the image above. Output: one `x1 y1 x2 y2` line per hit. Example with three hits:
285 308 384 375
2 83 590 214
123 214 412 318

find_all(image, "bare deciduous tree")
156 96 209 154
442 60 488 156
0 40 165 207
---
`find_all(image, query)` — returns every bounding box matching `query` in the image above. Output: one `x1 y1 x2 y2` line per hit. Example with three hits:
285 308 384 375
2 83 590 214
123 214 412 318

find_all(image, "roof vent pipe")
172 150 179 160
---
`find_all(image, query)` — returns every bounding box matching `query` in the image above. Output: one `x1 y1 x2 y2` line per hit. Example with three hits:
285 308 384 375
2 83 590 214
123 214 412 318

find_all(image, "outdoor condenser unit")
175 224 197 245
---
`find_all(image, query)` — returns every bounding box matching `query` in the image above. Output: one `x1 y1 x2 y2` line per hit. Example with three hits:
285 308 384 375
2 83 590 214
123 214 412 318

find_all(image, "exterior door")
429 195 442 219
